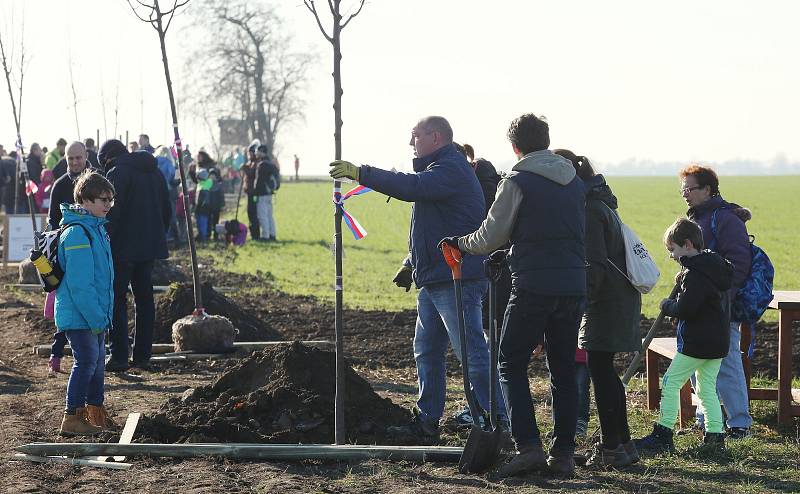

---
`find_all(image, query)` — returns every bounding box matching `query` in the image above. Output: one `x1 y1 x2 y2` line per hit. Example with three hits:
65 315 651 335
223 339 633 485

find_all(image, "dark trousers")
246 194 260 239
50 331 68 358
587 350 631 448
498 289 584 456
110 259 155 364
482 263 512 337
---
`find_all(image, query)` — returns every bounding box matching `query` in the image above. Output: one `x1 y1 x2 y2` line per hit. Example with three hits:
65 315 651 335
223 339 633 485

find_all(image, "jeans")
499 289 584 455
695 322 753 429
661 354 723 433
110 259 155 363
64 330 105 412
587 350 631 448
414 280 506 424
256 194 276 239
196 213 210 240
575 361 591 433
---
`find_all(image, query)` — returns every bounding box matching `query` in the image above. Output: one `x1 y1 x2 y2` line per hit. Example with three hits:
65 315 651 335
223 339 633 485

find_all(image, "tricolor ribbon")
334 185 372 240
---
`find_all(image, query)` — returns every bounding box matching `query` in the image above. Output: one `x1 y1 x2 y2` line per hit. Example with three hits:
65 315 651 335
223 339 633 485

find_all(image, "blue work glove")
329 160 360 181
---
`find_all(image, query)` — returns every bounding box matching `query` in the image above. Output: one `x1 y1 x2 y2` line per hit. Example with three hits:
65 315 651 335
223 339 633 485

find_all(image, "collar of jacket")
412 143 457 172
60 203 110 228
688 194 725 218
512 150 576 185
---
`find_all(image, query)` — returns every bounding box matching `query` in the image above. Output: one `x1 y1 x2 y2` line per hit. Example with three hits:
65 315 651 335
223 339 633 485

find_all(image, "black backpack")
32 223 92 292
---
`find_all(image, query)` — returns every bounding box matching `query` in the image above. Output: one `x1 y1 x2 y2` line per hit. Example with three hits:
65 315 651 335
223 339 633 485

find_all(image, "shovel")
440 244 503 474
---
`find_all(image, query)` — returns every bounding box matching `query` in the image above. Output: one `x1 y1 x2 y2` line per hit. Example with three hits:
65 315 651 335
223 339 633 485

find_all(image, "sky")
1 0 799 175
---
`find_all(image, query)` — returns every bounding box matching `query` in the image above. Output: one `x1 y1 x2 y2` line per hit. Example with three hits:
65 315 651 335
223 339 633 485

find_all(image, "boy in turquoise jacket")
56 171 117 436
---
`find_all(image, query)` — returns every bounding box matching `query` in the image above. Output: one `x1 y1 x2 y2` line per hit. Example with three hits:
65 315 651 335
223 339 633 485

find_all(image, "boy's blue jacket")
54 204 114 334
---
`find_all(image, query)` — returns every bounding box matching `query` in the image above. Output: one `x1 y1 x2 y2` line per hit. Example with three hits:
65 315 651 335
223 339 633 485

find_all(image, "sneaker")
622 441 640 464
387 409 439 443
702 432 725 452
494 444 547 478
584 443 631 469
634 423 675 453
104 356 129 373
726 427 751 440
454 407 476 428
546 452 576 477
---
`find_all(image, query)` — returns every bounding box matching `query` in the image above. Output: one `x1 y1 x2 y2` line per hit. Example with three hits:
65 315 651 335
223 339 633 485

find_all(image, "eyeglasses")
680 185 703 194
94 196 115 206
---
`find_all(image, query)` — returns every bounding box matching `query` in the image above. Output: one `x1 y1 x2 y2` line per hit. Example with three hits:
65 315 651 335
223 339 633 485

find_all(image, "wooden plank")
749 388 778 401
11 453 132 470
646 349 660 411
33 340 334 357
16 443 464 463
770 291 800 310
777 309 796 425
113 412 141 462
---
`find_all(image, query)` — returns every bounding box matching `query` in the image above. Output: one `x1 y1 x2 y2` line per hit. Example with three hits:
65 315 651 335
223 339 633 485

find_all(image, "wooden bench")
645 337 697 428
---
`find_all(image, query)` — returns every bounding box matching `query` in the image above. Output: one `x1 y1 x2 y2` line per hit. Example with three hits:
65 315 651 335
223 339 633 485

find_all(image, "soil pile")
151 259 189 286
140 342 411 444
153 282 281 343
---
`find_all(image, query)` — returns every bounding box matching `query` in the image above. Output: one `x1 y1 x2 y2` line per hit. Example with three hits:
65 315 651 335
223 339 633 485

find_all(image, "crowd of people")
0 133 283 436
329 113 757 478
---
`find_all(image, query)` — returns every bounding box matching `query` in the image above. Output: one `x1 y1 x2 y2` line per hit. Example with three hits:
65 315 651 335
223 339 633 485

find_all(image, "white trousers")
256 194 276 239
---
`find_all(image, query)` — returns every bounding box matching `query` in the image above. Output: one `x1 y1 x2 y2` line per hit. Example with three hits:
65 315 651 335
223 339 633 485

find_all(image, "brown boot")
60 408 103 436
86 404 118 431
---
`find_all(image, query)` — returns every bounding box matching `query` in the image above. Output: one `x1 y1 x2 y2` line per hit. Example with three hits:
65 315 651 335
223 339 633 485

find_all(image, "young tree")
304 0 366 446
125 0 205 313
0 6 30 217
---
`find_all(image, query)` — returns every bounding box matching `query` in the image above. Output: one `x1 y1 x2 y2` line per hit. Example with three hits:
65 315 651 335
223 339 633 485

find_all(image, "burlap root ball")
172 314 236 353
19 258 40 284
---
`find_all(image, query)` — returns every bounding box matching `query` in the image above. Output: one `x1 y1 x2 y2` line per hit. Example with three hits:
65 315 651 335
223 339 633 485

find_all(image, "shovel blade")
458 425 504 474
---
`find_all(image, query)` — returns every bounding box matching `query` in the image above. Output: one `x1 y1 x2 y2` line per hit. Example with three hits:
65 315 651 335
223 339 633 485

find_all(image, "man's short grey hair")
67 141 87 155
419 116 453 143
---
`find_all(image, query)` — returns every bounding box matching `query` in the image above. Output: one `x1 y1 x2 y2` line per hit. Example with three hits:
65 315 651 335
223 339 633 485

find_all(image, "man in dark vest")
440 113 587 478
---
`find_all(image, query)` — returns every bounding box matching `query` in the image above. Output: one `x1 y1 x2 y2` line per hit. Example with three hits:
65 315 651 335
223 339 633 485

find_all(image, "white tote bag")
605 205 660 294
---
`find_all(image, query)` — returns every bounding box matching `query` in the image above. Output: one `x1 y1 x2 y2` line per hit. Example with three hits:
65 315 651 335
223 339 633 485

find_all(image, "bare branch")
303 0 333 43
341 0 366 29
164 0 191 33
127 0 154 23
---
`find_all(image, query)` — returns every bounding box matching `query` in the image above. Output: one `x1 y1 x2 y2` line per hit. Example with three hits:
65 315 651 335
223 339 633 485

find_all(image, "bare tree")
304 0 366 446
0 5 31 218
125 0 205 313
184 0 313 153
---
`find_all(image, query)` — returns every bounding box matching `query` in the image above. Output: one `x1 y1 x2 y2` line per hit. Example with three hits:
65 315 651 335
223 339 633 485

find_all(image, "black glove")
485 249 508 281
392 265 413 292
437 237 461 253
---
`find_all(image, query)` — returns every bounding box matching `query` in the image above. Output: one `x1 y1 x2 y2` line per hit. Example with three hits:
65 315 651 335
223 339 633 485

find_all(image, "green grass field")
208 176 799 318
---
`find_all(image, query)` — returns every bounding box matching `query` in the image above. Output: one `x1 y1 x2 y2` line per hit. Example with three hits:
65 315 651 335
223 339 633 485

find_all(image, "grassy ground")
208 176 799 319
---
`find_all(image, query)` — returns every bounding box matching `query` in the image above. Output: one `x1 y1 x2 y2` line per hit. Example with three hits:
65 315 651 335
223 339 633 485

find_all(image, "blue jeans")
414 280 506 424
499 289 584 455
110 260 155 364
695 322 752 429
64 330 105 412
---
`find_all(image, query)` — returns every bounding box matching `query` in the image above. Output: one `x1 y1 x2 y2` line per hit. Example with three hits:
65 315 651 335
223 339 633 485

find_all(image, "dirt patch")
151 258 189 286
153 282 281 343
139 342 411 444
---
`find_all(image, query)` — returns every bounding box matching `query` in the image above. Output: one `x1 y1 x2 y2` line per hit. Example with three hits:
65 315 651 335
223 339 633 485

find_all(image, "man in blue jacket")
441 114 587 477
329 116 506 442
99 139 171 372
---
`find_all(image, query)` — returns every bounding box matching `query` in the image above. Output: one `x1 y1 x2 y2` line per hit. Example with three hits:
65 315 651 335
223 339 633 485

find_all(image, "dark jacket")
52 158 67 182
687 195 751 291
254 158 279 195
27 154 43 185
359 143 487 287
662 251 734 359
86 149 100 169
579 175 641 352
48 172 82 230
474 158 500 216
106 151 171 262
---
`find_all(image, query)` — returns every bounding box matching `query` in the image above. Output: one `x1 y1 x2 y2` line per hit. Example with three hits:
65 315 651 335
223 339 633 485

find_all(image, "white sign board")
2 214 47 265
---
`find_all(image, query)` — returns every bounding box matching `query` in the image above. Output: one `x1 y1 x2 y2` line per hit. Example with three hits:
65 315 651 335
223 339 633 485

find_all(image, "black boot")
702 432 725 452
634 423 675 453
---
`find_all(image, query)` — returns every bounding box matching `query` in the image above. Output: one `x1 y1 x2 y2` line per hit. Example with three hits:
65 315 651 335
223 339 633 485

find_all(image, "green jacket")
45 150 62 169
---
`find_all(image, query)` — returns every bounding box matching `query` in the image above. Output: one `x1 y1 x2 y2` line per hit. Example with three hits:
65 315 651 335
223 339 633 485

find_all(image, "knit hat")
98 139 128 167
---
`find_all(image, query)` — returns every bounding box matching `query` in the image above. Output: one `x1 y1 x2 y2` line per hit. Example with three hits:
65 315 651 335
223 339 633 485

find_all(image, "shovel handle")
441 243 462 280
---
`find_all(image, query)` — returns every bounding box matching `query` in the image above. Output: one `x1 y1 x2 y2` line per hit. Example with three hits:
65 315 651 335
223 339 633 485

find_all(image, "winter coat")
254 159 279 195
687 195 751 292
35 169 55 213
54 204 114 333
661 251 734 359
26 154 43 185
47 172 81 230
106 150 171 262
156 156 176 191
474 158 500 216
52 158 67 181
44 149 62 169
359 143 487 287
578 175 642 353
459 150 586 296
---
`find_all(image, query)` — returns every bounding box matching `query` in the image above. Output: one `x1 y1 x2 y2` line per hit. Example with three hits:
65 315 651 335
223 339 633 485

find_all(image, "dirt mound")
139 342 411 444
151 259 189 286
153 282 281 343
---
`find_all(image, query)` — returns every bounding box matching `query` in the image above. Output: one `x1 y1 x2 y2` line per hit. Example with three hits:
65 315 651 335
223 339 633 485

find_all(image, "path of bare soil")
0 257 797 493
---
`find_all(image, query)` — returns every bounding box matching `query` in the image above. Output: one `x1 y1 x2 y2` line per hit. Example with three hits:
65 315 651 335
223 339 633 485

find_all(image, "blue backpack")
710 209 774 323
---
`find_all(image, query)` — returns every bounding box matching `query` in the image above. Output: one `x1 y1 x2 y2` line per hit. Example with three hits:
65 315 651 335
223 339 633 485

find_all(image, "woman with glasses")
678 164 754 440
